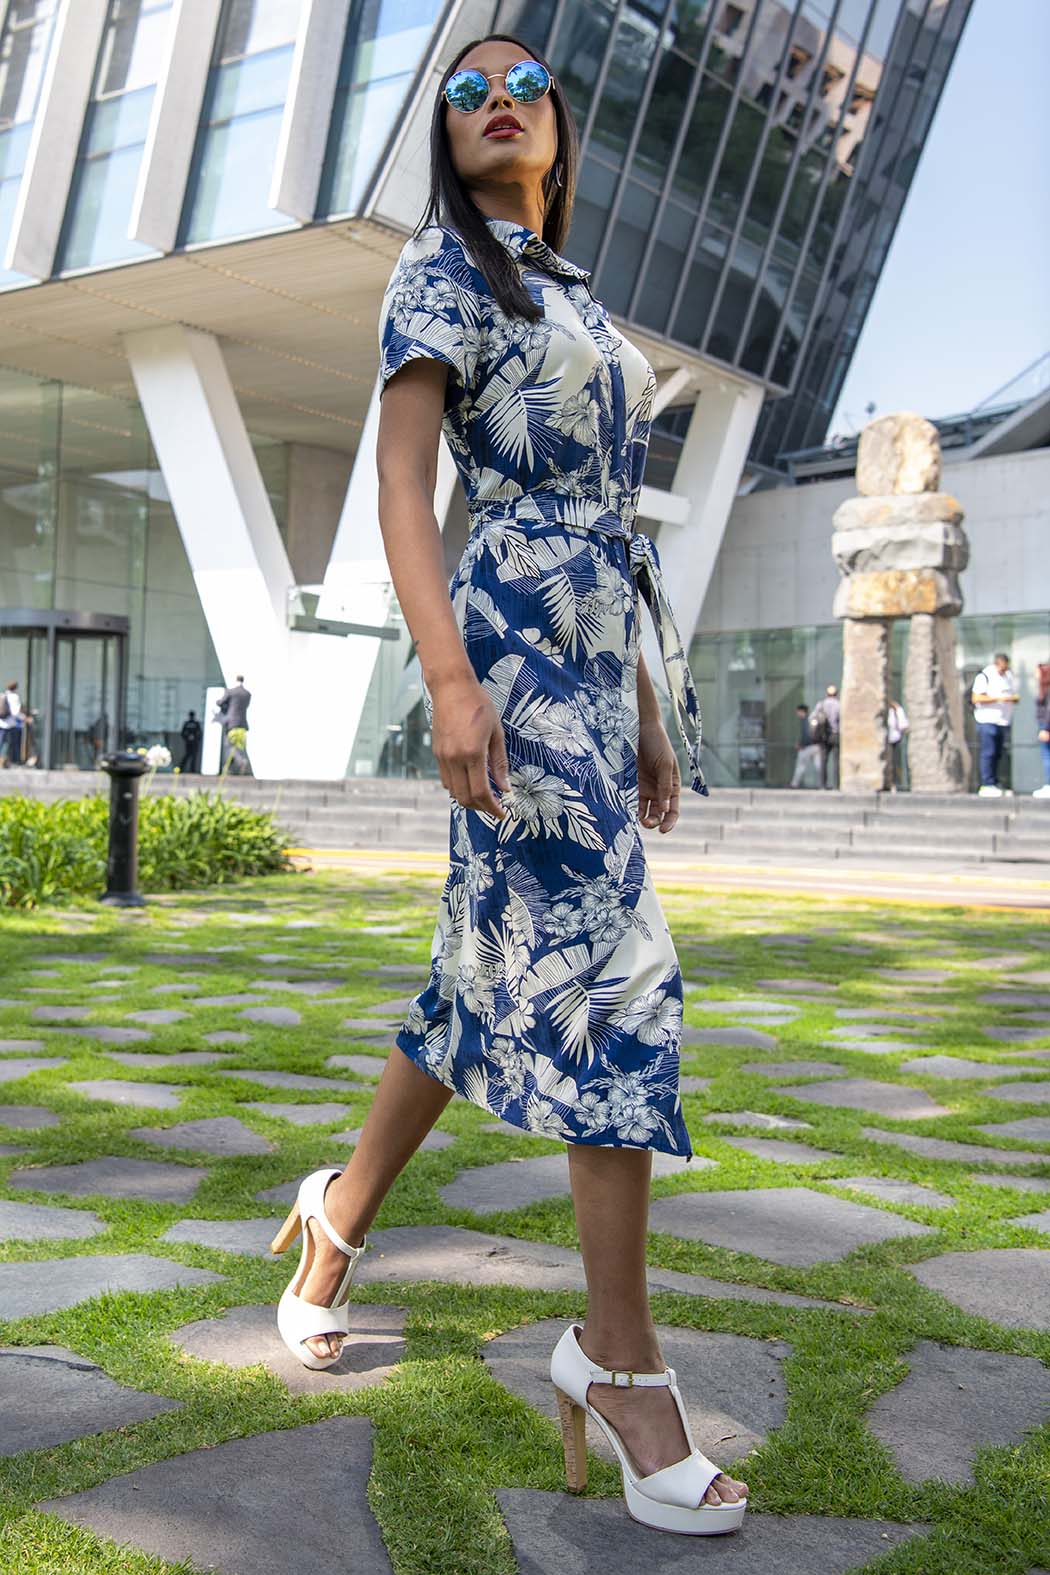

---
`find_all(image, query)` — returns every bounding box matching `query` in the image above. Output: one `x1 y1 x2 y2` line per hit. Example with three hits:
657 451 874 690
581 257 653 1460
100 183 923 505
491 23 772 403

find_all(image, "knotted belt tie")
628 531 708 799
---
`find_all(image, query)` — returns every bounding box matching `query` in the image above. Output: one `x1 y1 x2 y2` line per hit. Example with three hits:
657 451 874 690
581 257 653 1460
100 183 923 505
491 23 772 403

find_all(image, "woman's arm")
376 360 508 817
636 650 679 833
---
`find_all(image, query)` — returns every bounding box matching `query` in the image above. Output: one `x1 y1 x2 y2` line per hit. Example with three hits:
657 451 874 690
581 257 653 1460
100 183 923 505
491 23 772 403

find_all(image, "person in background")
217 675 251 771
0 680 22 767
180 709 203 774
1035 661 1050 799
809 684 840 789
971 652 1019 797
789 702 821 788
887 696 909 791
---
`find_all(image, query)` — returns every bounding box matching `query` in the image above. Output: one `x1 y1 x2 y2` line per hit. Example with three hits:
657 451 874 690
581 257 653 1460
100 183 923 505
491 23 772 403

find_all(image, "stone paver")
328 1054 387 1078
649 1187 933 1266
972 1174 1050 1194
871 1338 1050 1484
860 1127 1048 1165
829 1024 915 1040
985 1027 1049 1044
131 1116 274 1156
0 1143 26 1155
9 1156 207 1202
901 1056 1047 1080
719 1137 839 1164
250 977 346 995
163 1218 285 1257
702 1111 812 1131
773 1078 949 1121
0 1105 59 1128
740 1061 845 1078
693 999 799 1019
364 995 414 1014
908 1249 1050 1330
37 1416 392 1575
981 992 1050 1009
330 1127 455 1153
1 1345 180 1456
0 1255 223 1319
342 1017 402 1032
240 1006 302 1027
105 1050 227 1069
214 1069 365 1093
356 1225 864 1313
440 1152 697 1215
0 1200 106 1240
66 1079 183 1110
125 1008 189 1026
486 1319 789 1461
192 993 268 1007
1013 1211 1050 1235
987 1082 1050 1105
47 1025 152 1044
171 1302 405 1394
496 1491 928 1572
877 968 950 983
682 1026 776 1050
976 1118 1050 1143
836 1007 929 1021
31 1005 91 1023
828 1039 918 1056
251 1102 353 1126
0 1039 47 1052
203 1030 252 1045
757 978 837 995
829 1176 955 1209
679 1075 713 1094
0 1057 68 1081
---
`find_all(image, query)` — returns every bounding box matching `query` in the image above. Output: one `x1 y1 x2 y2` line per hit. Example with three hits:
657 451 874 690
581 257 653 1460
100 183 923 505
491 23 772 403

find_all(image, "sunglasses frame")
443 58 554 114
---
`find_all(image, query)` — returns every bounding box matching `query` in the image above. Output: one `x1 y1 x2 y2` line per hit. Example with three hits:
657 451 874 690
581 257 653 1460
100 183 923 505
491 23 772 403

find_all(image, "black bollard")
99 752 150 907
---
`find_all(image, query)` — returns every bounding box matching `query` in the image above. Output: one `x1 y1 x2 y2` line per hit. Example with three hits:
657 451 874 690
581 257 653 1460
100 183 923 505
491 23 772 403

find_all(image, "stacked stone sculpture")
831 413 970 793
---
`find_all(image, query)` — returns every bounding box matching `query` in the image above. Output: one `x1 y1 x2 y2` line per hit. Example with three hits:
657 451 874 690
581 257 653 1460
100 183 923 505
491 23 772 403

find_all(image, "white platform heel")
270 1167 367 1371
550 1323 747 1535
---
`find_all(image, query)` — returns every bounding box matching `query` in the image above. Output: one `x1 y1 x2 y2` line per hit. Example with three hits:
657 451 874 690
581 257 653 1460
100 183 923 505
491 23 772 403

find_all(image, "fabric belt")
465 497 708 798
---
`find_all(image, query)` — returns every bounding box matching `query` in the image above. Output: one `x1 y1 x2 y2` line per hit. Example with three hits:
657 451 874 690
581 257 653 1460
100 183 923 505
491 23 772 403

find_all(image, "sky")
827 0 1050 438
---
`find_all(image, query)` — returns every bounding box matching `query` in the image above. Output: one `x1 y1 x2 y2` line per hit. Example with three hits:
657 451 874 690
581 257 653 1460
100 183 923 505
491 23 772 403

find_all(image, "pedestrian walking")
1034 661 1050 799
790 702 821 787
887 697 909 790
269 33 746 1537
971 653 1019 796
216 676 251 772
179 710 203 774
810 685 840 789
0 681 23 767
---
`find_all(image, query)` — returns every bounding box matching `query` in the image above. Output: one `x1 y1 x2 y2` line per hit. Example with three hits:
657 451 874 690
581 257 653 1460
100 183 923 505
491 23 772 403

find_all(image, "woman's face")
444 42 558 201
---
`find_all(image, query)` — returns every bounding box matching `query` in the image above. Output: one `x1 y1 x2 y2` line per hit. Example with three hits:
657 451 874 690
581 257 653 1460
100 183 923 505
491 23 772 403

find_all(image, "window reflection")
0 0 58 289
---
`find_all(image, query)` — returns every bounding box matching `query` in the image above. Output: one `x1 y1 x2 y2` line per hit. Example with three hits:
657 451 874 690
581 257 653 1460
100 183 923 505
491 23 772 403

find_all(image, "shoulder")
385 224 481 296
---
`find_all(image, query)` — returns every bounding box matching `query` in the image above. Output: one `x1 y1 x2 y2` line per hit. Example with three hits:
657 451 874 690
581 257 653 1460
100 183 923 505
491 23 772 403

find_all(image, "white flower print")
404 998 427 1034
456 964 495 1022
532 701 591 757
611 986 682 1047
504 764 565 833
553 388 600 444
604 1069 663 1144
464 850 494 900
542 899 581 940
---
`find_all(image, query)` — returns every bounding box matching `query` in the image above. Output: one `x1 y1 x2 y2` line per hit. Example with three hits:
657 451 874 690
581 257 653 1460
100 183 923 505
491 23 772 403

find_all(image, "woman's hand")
1040 730 1050 744
431 673 509 817
637 718 680 833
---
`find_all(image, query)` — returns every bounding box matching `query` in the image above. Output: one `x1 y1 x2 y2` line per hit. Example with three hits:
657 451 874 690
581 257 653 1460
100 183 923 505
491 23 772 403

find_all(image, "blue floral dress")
377 215 706 1158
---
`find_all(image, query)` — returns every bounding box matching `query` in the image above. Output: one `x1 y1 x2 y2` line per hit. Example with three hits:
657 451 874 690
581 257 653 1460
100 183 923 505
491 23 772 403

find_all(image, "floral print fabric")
377 215 701 1157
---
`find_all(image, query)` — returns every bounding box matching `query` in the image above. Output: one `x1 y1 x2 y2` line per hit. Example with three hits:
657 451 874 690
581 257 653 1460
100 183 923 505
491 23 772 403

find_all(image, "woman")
270 33 747 1535
887 697 908 791
1035 662 1050 798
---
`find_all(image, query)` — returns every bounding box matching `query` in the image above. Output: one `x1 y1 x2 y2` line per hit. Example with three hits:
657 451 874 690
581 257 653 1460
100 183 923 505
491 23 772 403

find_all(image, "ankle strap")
585 1362 672 1389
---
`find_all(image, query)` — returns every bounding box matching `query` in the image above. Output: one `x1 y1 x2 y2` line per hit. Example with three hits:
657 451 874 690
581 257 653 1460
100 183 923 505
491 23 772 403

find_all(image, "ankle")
578 1324 663 1374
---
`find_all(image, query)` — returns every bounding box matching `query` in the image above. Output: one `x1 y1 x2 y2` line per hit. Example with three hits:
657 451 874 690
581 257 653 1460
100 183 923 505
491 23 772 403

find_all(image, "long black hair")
415 33 580 323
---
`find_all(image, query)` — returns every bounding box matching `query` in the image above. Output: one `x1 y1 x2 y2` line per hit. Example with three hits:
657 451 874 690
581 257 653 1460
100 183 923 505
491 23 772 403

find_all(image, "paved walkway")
1 876 1048 1574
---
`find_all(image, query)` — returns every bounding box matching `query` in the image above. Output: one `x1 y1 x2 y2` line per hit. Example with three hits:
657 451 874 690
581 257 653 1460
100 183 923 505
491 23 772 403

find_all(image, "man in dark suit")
217 676 251 773
179 710 203 773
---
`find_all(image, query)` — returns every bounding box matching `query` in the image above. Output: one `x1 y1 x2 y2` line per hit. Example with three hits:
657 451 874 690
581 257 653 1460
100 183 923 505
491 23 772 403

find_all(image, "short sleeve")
377 227 481 401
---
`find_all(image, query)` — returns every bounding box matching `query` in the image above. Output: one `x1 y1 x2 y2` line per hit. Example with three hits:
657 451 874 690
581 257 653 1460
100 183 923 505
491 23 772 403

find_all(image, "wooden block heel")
270 1203 303 1255
554 1385 588 1493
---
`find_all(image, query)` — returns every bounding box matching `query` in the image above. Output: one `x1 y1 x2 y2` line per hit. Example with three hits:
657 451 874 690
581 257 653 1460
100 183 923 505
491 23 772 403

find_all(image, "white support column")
129 0 223 252
642 379 765 652
5 0 109 278
269 0 353 221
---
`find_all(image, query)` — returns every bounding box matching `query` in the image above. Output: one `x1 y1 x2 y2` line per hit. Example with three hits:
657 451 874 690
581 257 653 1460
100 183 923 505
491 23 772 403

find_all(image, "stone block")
0 1057 68 1081
901 1055 1044 1080
328 1054 387 1078
215 1069 365 1093
10 1156 207 1201
839 616 890 793
971 1174 1050 1194
251 1102 352 1126
907 1248 1050 1331
67 1079 183 1110
720 1137 839 1164
37 1417 393 1575
648 1187 932 1266
904 612 970 792
682 1027 776 1050
741 1061 845 1078
835 568 961 620
829 1176 955 1209
240 1006 303 1027
703 1111 812 1131
440 1152 695 1215
0 1105 59 1128
976 1118 1050 1143
855 412 943 496
987 1082 1050 1105
0 1200 106 1240
171 1302 405 1393
860 1127 1046 1165
132 1116 274 1156
0 1346 180 1456
0 1255 223 1318
162 1218 285 1257
772 1078 949 1121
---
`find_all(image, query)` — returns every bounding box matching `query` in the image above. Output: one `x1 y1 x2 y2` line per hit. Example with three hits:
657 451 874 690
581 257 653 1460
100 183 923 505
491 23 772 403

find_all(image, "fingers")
488 721 511 794
466 753 504 818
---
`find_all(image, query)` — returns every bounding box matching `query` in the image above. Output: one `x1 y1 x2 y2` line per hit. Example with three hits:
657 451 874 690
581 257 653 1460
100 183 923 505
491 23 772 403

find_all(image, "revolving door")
0 610 128 770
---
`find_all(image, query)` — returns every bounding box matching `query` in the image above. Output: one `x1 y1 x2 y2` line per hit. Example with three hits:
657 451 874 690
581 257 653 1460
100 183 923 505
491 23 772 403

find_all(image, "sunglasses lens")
445 69 489 112
507 60 550 102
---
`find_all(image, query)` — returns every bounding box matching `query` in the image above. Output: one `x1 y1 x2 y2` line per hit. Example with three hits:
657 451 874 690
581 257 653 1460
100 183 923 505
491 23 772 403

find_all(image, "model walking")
271 33 747 1536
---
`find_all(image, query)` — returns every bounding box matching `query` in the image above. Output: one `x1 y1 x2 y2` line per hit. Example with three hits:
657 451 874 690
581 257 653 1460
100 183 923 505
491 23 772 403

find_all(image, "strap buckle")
609 1370 635 1387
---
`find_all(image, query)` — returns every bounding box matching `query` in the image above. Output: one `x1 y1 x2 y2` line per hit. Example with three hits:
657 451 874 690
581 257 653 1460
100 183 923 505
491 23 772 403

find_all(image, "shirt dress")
376 214 706 1159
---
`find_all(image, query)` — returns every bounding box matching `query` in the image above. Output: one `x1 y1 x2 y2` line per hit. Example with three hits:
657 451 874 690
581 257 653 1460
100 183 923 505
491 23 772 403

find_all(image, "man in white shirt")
0 681 21 768
971 652 1019 796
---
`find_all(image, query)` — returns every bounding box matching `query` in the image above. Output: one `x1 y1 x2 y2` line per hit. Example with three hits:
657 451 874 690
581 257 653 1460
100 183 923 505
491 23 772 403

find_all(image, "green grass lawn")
0 873 1048 1574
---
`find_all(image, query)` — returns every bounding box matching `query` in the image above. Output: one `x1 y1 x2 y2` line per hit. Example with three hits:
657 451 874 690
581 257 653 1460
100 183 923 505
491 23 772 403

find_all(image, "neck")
467 183 547 240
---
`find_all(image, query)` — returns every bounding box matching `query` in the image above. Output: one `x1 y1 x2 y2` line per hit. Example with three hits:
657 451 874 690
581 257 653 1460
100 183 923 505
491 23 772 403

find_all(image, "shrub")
0 790 290 908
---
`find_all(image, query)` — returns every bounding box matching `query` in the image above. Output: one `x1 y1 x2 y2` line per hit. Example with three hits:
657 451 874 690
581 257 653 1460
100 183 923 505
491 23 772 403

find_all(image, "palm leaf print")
464 586 508 641
519 943 593 1001
546 977 627 1065
477 359 565 469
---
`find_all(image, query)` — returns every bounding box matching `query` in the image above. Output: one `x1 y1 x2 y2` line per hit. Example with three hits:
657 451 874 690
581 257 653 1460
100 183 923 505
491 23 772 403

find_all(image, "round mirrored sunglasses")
444 59 552 114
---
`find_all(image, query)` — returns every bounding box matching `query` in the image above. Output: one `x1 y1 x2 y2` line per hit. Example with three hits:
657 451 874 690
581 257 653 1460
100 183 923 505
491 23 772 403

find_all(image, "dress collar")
482 214 591 282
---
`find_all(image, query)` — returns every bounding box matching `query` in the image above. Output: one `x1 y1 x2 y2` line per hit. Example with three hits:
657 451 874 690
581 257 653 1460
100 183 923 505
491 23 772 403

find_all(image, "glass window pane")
595 179 657 318
668 0 715 65
564 155 618 274
635 198 694 333
633 49 694 186
548 0 615 125
669 220 729 346
0 0 59 287
591 5 661 171
708 93 763 229
673 73 728 204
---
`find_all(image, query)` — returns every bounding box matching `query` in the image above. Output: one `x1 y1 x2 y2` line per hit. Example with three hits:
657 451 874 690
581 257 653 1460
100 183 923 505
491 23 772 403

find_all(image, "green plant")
0 790 290 908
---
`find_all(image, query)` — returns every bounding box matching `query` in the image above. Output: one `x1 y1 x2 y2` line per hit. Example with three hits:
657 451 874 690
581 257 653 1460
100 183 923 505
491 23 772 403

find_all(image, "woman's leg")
567 1144 747 1505
294 1047 453 1360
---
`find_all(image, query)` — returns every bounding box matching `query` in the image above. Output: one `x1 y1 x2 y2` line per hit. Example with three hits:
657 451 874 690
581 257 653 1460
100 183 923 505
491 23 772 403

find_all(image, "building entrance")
0 610 128 770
